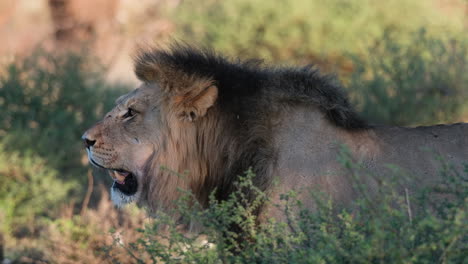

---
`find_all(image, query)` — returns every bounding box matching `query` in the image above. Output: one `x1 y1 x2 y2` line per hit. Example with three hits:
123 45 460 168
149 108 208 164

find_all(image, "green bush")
172 0 466 64
0 144 74 238
107 160 467 263
0 50 128 257
348 29 468 126
0 50 126 182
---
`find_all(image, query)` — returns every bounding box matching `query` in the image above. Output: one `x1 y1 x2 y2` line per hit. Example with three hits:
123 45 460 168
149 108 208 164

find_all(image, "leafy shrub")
41 198 147 264
172 0 466 64
347 29 468 126
0 50 129 261
0 50 127 182
106 159 467 263
0 144 74 239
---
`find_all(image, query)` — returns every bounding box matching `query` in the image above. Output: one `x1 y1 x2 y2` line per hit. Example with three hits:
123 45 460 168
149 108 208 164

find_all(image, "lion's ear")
174 85 218 122
134 47 219 121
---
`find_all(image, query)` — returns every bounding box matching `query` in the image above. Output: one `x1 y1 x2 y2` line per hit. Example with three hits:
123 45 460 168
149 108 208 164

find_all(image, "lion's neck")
146 113 237 210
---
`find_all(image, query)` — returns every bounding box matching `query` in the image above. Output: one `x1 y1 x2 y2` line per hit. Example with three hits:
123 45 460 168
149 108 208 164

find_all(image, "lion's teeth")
116 171 130 177
116 179 125 185
113 170 128 183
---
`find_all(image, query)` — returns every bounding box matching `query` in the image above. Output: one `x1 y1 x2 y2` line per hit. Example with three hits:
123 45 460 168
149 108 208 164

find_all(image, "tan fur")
83 46 468 221
262 106 467 220
83 80 232 211
145 106 225 210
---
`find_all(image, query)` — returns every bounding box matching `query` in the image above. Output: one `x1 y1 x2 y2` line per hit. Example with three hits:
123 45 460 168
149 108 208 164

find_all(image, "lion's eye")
123 108 136 119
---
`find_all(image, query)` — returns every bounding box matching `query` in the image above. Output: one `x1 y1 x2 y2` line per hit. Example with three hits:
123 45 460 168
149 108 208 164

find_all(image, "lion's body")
83 46 467 221
265 105 467 219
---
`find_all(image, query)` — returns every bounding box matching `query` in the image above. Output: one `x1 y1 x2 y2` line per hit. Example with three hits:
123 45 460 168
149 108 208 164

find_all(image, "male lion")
82 45 467 220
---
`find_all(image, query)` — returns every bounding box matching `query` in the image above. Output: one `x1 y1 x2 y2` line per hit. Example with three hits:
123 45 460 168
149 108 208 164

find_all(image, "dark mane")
134 45 367 129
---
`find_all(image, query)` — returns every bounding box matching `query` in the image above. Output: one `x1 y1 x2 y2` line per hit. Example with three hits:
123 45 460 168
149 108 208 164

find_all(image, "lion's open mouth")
89 158 139 196
110 169 138 196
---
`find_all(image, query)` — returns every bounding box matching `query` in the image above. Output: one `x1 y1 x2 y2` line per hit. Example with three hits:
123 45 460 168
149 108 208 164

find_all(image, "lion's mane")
133 45 367 211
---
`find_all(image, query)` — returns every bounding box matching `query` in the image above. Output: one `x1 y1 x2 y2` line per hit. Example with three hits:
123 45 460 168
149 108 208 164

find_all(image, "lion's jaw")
82 85 162 207
109 168 144 208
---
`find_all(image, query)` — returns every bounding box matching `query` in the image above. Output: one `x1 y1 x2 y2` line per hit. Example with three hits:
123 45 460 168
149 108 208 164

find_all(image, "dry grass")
5 186 151 264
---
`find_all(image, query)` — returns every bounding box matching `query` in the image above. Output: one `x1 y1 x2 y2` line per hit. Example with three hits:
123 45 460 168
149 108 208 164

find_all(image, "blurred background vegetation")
0 0 467 263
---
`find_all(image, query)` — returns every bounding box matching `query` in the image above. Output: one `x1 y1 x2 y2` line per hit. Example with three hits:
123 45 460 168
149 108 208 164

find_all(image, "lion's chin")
111 170 138 194
111 181 141 207
108 169 141 207
88 158 141 207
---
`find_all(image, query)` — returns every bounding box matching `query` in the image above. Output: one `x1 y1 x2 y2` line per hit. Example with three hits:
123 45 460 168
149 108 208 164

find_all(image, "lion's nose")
82 135 96 149
82 121 102 149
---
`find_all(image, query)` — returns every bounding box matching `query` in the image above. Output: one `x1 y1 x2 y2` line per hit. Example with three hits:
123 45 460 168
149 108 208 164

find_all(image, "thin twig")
438 235 460 264
284 200 298 234
0 232 4 263
81 168 94 216
404 188 412 224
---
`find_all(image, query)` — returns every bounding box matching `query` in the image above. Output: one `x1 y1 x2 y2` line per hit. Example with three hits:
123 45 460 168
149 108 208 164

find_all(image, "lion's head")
82 49 221 209
83 87 159 205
